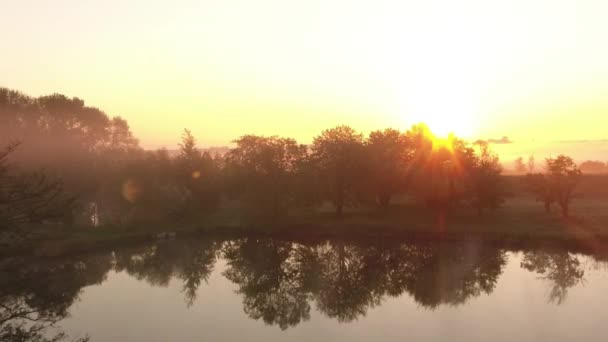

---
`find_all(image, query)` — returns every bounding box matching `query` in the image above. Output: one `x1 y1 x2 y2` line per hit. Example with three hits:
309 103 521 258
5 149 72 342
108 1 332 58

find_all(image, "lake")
2 237 607 342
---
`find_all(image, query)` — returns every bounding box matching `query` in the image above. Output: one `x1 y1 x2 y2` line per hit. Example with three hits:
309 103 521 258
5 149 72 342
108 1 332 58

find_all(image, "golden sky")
2 0 608 149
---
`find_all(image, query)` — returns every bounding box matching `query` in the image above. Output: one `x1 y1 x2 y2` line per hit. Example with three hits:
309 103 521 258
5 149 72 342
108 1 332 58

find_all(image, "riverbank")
3 195 605 258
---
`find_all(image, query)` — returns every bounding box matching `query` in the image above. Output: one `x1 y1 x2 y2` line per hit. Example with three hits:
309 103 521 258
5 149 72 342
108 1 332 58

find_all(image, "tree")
525 155 581 217
178 129 200 167
514 157 526 174
407 125 476 212
579 160 606 174
1 87 142 226
311 126 365 216
0 143 73 232
545 155 582 217
365 129 414 208
467 141 505 216
175 129 220 212
224 135 307 217
112 150 191 224
524 173 555 213
527 155 536 173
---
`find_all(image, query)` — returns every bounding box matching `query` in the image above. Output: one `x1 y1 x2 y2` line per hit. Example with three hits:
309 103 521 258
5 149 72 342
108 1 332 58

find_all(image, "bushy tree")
0 143 73 233
524 173 555 212
527 155 536 173
579 160 606 174
467 141 505 216
224 135 307 217
175 129 221 213
365 129 414 208
0 88 142 223
524 155 581 217
407 125 475 212
311 126 366 216
514 156 526 174
545 155 582 217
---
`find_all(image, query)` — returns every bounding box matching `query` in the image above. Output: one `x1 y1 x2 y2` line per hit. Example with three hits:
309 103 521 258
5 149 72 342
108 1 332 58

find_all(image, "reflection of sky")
58 253 608 342
492 140 608 167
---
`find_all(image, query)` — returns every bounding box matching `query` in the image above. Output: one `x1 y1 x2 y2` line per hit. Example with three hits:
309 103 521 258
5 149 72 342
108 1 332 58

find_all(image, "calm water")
2 238 608 342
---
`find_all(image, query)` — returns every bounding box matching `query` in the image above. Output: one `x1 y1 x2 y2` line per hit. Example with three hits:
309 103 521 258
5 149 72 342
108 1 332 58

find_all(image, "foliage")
224 135 307 218
524 155 582 217
524 173 555 212
176 129 221 213
514 156 526 174
0 87 141 224
527 155 536 173
365 128 414 208
311 126 366 216
545 155 582 217
579 160 607 174
407 126 476 211
0 143 74 232
2 85 594 234
467 141 505 215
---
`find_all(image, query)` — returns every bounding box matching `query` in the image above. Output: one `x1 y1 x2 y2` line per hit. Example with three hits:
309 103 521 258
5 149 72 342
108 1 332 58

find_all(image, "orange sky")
2 0 608 156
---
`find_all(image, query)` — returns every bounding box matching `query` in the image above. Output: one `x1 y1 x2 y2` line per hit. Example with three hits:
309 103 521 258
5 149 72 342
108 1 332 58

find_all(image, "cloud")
556 139 608 144
487 136 513 144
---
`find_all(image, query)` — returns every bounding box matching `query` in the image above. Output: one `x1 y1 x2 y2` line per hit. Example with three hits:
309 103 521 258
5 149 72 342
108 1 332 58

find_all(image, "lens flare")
121 179 142 203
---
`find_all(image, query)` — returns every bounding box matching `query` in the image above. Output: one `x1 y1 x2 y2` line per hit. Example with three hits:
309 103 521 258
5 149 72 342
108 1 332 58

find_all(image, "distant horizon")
3 84 607 164
7 84 608 155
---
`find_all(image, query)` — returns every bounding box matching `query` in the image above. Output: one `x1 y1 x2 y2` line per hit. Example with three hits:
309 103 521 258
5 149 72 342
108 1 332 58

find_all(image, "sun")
406 105 477 138
398 62 481 139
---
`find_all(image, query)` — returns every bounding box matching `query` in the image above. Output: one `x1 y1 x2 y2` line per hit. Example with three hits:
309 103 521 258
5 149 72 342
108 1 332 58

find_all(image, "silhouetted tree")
311 126 365 216
0 143 73 232
514 156 526 174
408 126 476 212
178 129 200 166
546 155 582 217
467 141 505 216
524 155 581 217
524 173 555 212
365 129 414 208
0 87 142 227
579 160 606 174
176 129 220 213
224 135 307 218
527 155 536 173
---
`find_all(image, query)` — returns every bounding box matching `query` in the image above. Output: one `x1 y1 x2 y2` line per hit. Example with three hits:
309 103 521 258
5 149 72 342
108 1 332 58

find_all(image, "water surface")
2 238 607 341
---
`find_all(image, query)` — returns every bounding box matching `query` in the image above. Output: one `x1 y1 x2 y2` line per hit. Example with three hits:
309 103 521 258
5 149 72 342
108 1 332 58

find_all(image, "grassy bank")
4 192 604 258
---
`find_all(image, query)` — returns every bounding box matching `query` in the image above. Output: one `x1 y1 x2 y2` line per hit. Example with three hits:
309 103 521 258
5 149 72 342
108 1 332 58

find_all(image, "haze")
2 0 608 151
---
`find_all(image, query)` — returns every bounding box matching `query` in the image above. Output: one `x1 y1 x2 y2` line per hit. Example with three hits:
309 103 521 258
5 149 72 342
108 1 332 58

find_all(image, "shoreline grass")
3 194 605 258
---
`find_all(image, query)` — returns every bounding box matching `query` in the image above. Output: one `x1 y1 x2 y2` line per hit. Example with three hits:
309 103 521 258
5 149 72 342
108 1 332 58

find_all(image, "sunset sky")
2 0 608 153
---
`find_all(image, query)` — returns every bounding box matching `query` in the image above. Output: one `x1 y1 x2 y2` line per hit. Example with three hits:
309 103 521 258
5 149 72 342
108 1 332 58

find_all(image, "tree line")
0 87 588 233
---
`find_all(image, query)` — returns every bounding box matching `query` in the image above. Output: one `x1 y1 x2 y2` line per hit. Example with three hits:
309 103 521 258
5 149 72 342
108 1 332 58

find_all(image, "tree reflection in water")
113 239 220 306
221 239 508 327
0 253 111 341
223 239 311 329
521 249 585 304
0 237 603 338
